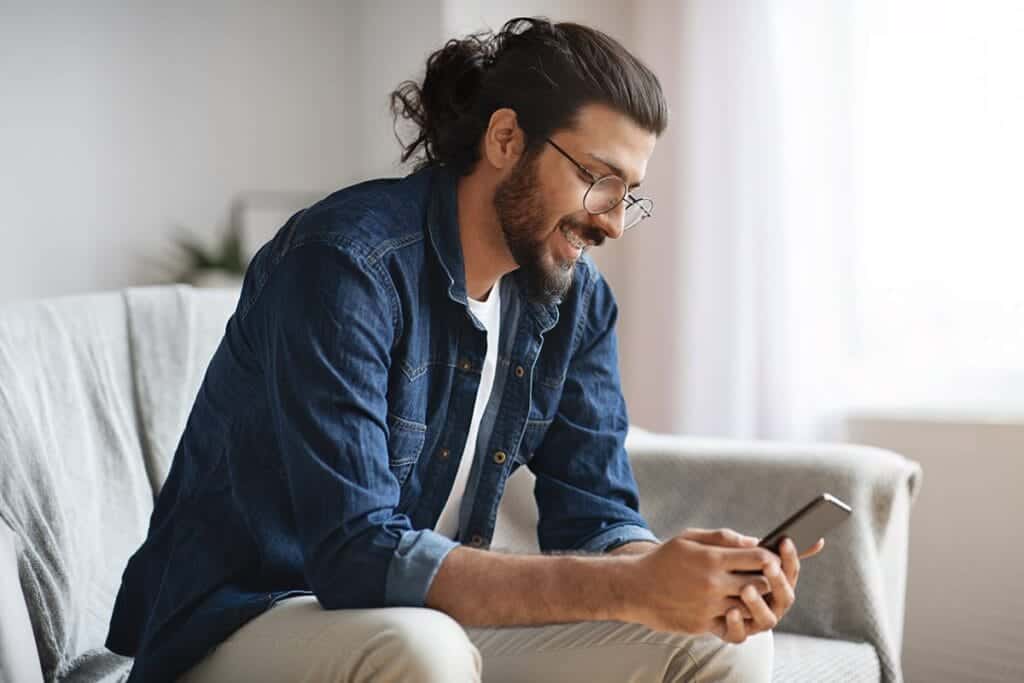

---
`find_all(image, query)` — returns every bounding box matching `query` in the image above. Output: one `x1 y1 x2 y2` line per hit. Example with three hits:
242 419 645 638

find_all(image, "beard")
493 151 579 306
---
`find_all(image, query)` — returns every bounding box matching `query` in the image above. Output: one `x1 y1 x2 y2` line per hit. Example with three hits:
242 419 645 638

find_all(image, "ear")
482 108 525 171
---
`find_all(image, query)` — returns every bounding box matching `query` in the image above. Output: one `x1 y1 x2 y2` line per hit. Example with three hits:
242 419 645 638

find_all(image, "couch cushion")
0 291 153 680
774 632 880 682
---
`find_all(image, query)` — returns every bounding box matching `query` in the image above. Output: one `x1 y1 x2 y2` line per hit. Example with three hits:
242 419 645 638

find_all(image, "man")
107 17 820 682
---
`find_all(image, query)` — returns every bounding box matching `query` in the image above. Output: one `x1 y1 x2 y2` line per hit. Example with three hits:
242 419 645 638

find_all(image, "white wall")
0 1 443 305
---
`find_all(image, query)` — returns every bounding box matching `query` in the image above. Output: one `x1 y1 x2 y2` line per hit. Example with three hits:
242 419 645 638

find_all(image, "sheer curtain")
847 0 1024 417
616 0 856 440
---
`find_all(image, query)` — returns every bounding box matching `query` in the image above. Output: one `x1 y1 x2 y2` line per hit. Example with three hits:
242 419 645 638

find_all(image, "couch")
0 285 922 682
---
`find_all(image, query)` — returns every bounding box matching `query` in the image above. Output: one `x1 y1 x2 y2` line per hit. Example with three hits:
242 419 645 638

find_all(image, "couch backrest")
122 286 239 493
0 290 155 679
0 285 237 679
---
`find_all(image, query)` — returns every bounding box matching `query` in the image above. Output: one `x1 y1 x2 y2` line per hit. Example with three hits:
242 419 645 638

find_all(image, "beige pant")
179 596 772 683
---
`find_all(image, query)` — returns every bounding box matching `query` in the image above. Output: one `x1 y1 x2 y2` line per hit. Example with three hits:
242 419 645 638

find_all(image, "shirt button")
514 365 525 378
469 534 484 547
459 359 472 371
493 450 507 464
439 448 450 459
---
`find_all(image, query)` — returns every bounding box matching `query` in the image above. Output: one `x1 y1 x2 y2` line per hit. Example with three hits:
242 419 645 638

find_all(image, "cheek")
542 188 586 231
552 182 584 214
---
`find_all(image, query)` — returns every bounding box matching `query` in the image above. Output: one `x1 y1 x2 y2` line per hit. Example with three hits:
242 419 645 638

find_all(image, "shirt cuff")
578 523 661 554
384 529 461 607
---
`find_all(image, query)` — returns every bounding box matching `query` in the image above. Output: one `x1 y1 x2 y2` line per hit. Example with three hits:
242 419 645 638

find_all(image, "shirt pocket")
386 412 427 487
528 365 567 423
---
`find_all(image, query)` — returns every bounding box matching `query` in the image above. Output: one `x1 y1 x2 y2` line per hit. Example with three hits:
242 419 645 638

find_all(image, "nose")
592 203 626 241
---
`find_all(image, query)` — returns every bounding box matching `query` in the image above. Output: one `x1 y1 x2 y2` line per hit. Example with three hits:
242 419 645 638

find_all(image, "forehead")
558 103 657 184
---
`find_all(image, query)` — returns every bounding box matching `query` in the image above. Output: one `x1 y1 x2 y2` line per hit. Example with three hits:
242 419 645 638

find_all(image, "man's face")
493 103 656 305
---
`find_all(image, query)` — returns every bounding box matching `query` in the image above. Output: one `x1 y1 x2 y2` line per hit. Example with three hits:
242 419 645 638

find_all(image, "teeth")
561 225 587 250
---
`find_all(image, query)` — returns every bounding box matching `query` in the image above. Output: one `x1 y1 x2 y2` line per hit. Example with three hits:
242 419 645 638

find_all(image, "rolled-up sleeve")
255 241 458 609
529 270 661 554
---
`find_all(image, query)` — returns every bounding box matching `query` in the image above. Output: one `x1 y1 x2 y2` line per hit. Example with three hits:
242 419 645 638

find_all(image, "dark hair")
390 17 668 176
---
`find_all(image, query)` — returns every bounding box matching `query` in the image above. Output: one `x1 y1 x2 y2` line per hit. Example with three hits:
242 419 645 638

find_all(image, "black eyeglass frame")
544 138 654 231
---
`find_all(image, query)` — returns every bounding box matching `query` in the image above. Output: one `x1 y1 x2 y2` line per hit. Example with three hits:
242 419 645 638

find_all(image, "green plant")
169 224 247 284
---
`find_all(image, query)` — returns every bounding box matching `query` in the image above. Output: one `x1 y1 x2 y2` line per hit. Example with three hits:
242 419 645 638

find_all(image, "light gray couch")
0 285 922 682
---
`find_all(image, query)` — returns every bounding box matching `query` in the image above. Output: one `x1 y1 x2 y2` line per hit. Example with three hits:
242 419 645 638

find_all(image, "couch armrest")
624 428 922 683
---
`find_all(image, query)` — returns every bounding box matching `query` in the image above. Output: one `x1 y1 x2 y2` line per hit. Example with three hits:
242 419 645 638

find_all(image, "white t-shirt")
434 277 502 540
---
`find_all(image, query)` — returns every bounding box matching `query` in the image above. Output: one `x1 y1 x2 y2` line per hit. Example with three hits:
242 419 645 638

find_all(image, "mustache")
560 219 605 248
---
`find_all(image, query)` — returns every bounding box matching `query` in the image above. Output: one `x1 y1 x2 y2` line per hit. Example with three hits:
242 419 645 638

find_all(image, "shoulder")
285 168 435 263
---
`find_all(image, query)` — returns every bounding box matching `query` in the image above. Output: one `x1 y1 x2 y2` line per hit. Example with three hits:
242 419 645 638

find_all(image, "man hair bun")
391 17 667 176
391 31 497 172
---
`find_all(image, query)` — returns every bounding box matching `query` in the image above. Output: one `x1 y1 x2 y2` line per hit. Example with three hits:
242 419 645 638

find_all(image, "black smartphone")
757 493 852 555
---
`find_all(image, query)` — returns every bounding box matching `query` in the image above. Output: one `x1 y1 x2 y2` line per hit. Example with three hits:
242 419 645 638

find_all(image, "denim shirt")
105 164 658 682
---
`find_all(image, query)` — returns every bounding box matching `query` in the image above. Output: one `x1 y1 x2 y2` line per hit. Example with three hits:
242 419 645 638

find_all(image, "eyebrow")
587 153 644 190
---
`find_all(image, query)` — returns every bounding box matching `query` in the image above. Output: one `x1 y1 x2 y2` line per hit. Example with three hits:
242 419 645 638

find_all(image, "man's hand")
622 528 824 644
722 536 824 643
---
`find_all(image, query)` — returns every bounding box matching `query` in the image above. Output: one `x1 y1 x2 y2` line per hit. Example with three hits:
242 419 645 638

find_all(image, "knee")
716 630 774 683
359 609 481 683
668 630 773 683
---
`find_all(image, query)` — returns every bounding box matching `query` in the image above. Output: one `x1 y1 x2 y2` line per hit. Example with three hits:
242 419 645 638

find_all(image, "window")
847 0 1024 414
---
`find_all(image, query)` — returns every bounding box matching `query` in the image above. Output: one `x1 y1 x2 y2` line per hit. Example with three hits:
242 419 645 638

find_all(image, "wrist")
605 554 645 623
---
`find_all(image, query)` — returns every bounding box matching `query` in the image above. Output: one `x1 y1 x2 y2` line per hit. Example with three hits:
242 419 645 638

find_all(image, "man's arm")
425 545 641 626
425 535 783 637
256 242 460 610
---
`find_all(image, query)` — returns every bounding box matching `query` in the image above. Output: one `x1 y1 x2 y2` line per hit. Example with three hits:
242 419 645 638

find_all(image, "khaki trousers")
179 595 773 683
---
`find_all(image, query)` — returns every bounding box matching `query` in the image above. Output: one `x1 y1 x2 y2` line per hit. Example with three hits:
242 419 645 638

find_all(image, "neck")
456 171 517 300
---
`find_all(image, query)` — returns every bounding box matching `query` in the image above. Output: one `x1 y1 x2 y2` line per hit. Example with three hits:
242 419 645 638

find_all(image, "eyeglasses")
545 138 654 231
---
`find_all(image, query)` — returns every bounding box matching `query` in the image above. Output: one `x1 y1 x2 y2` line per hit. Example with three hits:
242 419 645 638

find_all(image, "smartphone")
757 493 852 555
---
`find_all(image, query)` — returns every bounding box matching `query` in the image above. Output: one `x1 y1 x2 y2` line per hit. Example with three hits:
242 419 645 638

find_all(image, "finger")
681 528 759 548
723 573 772 596
780 538 801 589
712 615 760 640
765 559 795 620
718 546 780 571
711 616 726 640
725 607 748 644
717 597 754 620
740 583 779 632
798 538 825 560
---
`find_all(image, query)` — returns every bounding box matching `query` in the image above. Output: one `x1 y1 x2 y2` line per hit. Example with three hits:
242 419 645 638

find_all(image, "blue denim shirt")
106 164 658 682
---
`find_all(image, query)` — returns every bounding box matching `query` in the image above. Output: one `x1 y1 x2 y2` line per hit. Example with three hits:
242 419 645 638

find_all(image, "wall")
847 414 1024 682
0 1 443 305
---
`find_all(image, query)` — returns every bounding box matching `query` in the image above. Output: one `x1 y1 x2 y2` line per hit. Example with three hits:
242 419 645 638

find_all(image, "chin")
525 255 574 306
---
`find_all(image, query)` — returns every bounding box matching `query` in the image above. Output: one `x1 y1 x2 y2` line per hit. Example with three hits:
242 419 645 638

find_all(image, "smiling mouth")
559 222 592 251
